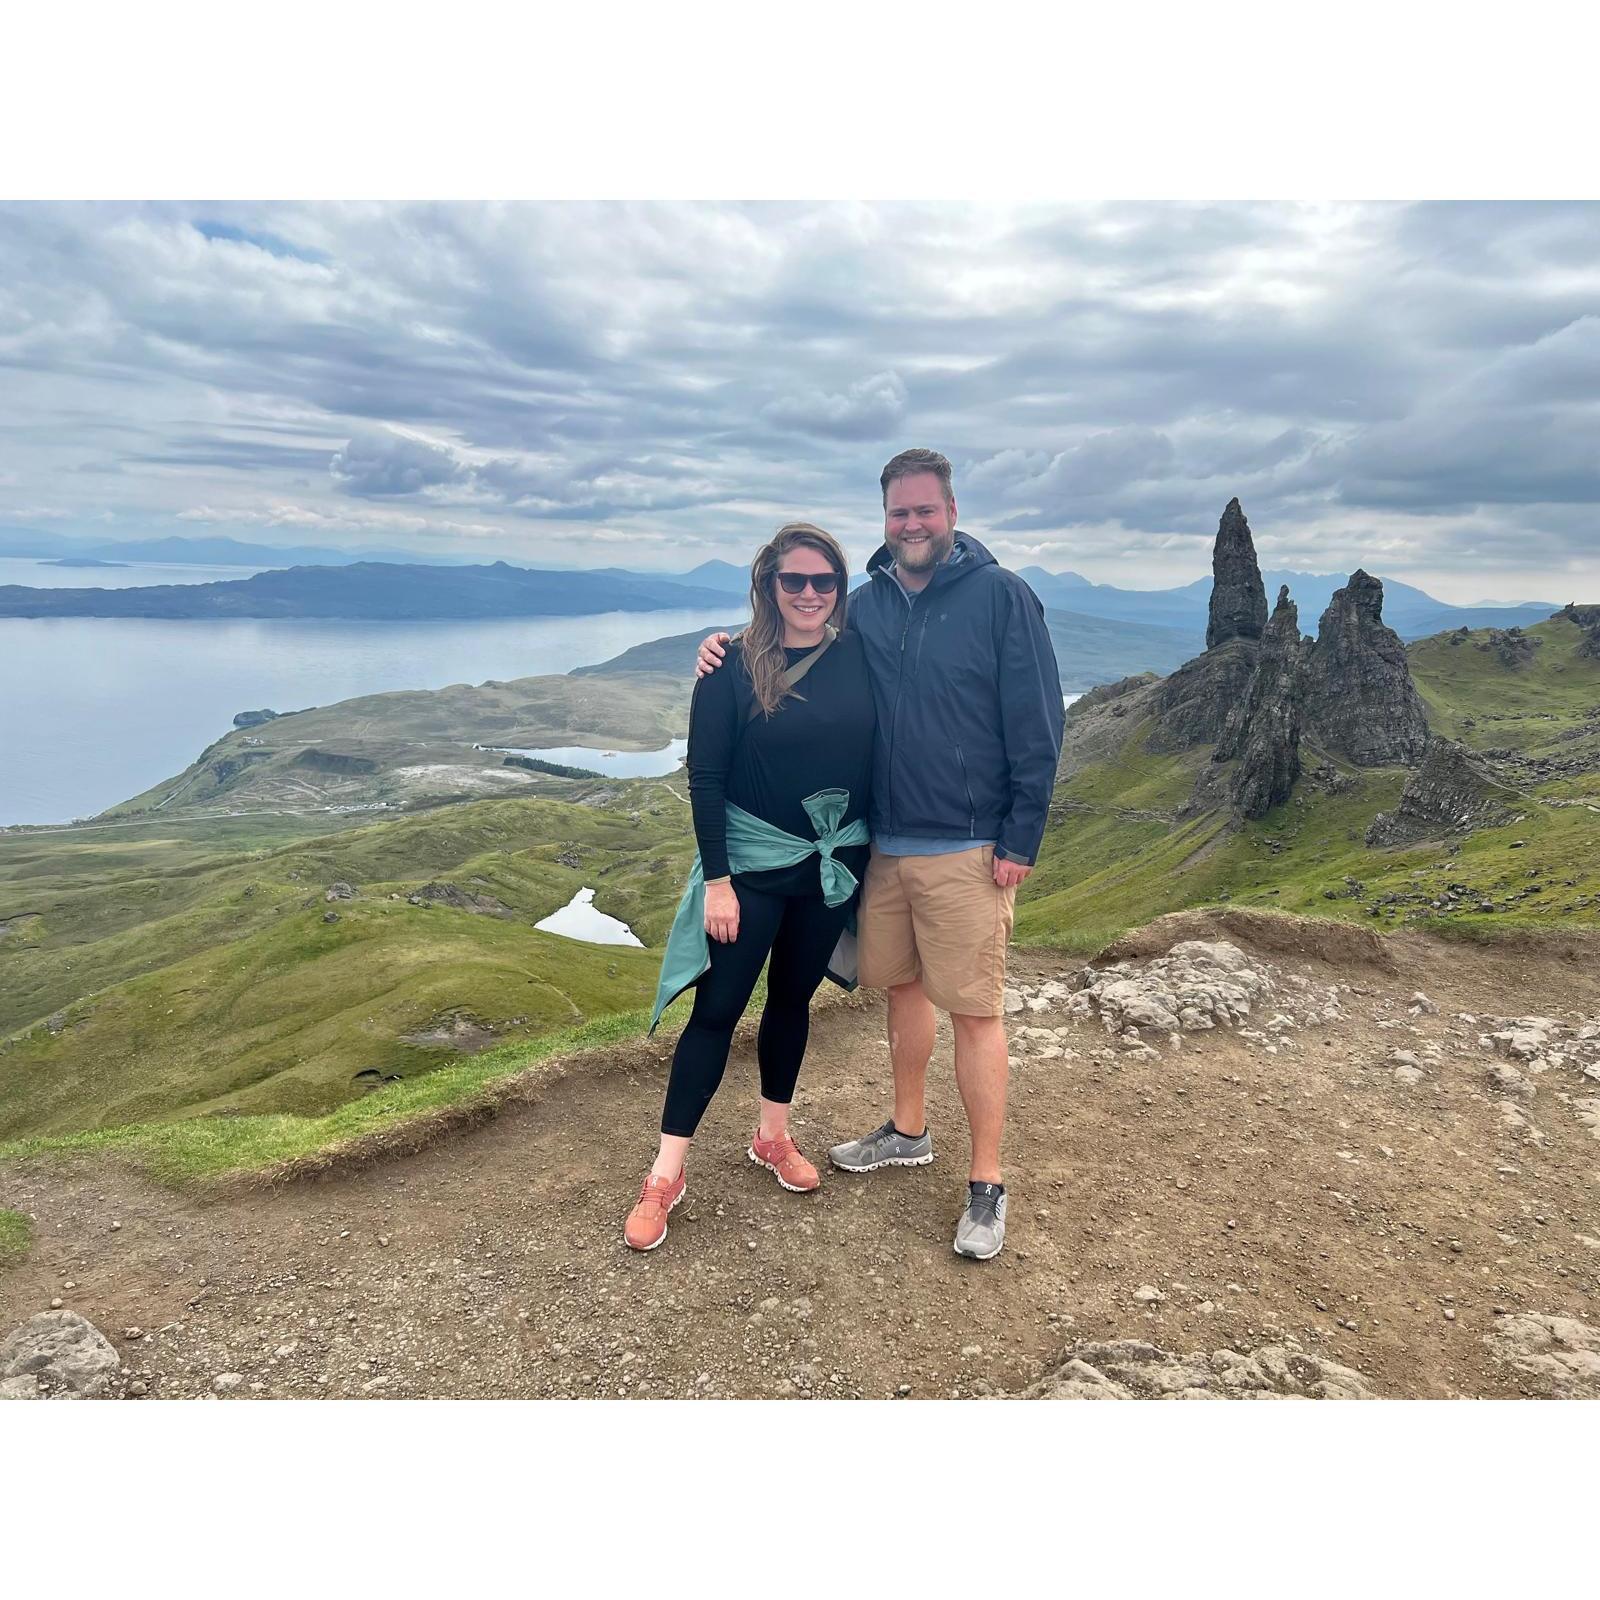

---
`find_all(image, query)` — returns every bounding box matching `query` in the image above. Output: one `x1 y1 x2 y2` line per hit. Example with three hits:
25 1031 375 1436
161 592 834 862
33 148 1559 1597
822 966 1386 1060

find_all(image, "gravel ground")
3 912 1597 1400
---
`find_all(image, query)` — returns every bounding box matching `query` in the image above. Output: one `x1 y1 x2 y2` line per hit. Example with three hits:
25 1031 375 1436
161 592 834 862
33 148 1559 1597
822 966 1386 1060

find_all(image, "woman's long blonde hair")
739 521 850 718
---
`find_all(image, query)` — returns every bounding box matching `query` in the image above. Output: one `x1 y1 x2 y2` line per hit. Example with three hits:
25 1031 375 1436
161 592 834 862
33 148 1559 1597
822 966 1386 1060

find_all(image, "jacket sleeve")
686 650 741 880
994 581 1065 866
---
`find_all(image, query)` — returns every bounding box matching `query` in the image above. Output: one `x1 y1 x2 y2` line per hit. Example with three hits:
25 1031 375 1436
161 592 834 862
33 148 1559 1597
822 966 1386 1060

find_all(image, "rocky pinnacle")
1216 585 1308 818
1205 498 1269 650
1303 569 1430 766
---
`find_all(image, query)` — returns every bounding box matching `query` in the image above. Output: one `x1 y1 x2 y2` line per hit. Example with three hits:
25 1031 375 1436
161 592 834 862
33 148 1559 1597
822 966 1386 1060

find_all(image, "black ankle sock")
893 1123 925 1141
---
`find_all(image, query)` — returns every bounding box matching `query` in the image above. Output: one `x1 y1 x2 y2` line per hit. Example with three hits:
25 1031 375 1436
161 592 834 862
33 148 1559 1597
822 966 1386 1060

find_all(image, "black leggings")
660 881 853 1138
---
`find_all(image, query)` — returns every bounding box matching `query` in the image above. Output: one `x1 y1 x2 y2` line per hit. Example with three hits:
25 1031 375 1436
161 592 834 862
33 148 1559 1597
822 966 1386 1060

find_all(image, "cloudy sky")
1 200 1596 602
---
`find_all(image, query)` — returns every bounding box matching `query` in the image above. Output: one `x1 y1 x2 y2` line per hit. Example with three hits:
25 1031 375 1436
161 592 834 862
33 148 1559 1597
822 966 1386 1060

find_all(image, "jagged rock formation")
1365 738 1519 846
232 708 279 728
1559 603 1600 658
1473 627 1540 668
1215 587 1307 818
1132 505 1433 817
1302 570 1429 766
1206 498 1268 649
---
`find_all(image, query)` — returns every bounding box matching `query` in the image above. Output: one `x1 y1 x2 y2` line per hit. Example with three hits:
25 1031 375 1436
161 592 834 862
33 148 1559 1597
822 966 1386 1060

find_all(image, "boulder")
1486 1313 1600 1398
0 1310 121 1399
1021 1338 1375 1400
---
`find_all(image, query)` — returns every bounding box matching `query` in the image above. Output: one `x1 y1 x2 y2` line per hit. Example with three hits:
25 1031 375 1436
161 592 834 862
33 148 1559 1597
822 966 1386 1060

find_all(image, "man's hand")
704 879 740 943
993 856 1031 890
694 632 731 679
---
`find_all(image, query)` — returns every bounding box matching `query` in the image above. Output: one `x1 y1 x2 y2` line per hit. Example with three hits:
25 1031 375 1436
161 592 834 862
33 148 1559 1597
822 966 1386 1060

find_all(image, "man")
696 448 1064 1260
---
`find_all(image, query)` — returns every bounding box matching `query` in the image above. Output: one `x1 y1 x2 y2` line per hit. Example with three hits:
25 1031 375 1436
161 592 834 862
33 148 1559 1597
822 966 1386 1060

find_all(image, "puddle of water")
534 887 644 947
483 737 687 778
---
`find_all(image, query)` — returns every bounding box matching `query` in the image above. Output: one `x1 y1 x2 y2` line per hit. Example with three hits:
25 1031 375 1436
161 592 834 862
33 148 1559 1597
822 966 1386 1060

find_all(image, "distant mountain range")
604 555 1559 641
1015 566 1557 640
0 561 734 619
0 535 1561 644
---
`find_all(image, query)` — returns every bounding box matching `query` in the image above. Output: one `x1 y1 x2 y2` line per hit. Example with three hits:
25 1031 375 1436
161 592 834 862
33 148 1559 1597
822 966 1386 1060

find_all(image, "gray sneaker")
954 1182 1007 1260
827 1119 933 1173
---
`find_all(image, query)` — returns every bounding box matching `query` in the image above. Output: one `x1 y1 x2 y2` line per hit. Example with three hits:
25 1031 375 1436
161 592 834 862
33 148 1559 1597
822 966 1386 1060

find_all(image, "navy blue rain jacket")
848 533 1065 866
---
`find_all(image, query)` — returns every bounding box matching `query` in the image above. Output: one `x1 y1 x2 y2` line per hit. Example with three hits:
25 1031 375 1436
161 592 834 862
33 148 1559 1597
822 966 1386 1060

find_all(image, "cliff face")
1206 498 1268 650
1149 637 1260 754
1302 570 1430 766
1215 587 1308 819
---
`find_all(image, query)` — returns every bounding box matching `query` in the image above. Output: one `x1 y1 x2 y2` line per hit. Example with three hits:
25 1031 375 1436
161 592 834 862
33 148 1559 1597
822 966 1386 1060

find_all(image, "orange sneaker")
748 1129 820 1193
624 1169 686 1251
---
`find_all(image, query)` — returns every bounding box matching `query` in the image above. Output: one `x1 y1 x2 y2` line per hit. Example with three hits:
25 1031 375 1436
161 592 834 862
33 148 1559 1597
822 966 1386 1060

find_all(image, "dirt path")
4 914 1598 1399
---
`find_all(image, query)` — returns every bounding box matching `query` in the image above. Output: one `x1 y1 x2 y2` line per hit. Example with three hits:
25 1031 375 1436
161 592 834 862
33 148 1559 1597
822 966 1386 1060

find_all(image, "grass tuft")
0 1208 33 1268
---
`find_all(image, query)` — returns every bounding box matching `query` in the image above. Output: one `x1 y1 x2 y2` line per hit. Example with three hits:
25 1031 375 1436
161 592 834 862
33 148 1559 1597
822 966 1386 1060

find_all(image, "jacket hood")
865 531 998 587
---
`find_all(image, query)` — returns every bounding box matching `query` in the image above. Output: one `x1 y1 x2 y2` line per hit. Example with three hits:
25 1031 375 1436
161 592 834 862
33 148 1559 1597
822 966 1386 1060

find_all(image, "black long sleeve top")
686 631 876 897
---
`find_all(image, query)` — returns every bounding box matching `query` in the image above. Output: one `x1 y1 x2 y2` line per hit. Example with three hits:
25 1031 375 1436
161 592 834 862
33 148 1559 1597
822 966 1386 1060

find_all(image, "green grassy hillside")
0 787 696 1140
1018 615 1600 951
100 670 691 820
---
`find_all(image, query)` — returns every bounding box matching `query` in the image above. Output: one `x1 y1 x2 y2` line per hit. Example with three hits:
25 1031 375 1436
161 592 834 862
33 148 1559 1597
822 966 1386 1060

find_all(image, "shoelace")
966 1189 1001 1226
638 1175 675 1207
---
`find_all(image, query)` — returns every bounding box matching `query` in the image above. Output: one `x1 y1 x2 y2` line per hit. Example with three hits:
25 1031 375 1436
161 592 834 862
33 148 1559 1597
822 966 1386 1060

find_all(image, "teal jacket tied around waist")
649 787 868 1032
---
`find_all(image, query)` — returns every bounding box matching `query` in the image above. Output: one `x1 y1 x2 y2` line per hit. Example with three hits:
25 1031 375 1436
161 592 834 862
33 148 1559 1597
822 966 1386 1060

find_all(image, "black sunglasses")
775 571 841 595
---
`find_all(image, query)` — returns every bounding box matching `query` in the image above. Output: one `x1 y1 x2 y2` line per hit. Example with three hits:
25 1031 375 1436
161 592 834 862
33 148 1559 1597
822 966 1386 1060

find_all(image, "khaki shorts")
856 843 1016 1016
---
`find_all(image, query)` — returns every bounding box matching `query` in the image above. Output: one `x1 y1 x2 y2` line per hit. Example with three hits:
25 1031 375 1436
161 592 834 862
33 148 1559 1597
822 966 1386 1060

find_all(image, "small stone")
213 1372 244 1391
1133 1284 1165 1305
1442 1309 1457 1323
109 1221 121 1232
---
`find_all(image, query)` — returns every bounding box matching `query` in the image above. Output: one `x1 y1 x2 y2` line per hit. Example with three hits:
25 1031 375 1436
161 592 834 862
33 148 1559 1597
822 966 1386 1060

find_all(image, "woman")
626 522 875 1251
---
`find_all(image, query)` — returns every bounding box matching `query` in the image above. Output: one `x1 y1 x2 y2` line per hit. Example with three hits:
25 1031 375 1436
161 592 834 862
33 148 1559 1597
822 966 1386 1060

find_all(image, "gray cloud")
762 371 908 440
330 428 467 496
0 201 1597 600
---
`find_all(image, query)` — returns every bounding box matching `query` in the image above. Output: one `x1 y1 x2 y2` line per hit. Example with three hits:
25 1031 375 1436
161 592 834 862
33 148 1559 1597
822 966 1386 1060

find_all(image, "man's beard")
891 528 955 570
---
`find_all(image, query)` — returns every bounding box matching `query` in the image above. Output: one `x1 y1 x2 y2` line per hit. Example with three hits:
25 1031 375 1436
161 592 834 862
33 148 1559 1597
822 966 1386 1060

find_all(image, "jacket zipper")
887 579 919 835
956 742 976 836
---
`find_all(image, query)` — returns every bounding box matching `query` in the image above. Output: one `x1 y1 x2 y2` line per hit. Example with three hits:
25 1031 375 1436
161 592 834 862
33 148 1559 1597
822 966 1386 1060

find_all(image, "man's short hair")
880 447 954 507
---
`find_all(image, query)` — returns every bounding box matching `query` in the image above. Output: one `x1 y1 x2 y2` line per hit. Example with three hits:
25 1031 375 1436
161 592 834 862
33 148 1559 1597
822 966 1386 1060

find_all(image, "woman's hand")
704 878 740 943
